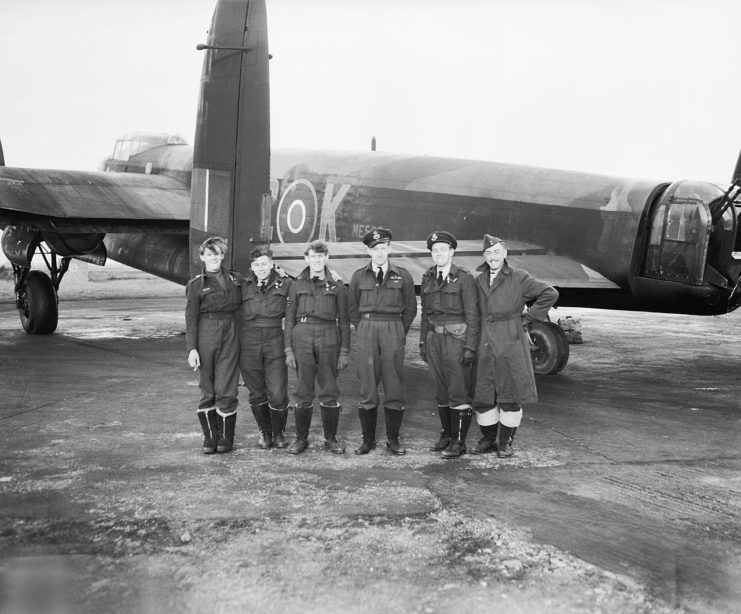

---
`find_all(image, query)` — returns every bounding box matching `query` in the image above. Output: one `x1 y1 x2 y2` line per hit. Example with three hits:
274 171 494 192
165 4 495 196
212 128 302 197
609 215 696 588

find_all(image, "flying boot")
385 407 406 455
250 401 273 449
431 405 452 451
497 425 517 458
472 423 498 454
197 407 220 454
270 406 289 449
354 407 377 455
442 407 472 459
216 410 237 453
288 403 313 454
321 402 345 454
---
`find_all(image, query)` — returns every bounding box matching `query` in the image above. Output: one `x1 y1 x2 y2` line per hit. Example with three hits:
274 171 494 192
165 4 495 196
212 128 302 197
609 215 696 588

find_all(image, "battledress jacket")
474 260 558 405
184 267 242 352
284 265 351 351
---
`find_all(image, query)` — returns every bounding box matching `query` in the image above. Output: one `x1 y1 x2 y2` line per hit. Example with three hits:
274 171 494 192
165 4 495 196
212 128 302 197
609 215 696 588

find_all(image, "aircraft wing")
270 239 620 289
0 167 190 233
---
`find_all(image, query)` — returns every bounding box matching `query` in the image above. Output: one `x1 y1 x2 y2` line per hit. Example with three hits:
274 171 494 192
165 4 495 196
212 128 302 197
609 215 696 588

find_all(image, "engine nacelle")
41 231 107 263
2 226 41 267
1 226 107 267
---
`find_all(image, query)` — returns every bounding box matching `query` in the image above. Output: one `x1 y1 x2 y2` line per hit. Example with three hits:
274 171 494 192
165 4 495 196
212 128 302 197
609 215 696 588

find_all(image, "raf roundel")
276 179 318 243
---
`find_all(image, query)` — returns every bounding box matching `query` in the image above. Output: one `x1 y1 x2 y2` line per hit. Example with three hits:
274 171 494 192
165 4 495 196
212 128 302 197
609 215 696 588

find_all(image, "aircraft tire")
529 320 569 375
18 270 58 334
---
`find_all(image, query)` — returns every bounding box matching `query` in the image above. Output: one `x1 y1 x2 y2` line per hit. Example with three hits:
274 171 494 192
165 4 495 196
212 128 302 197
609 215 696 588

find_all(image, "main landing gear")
12 248 71 334
528 320 569 375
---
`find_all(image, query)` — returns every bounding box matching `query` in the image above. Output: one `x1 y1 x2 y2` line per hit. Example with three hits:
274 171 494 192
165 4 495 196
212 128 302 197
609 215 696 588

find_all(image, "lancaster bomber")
1 0 740 376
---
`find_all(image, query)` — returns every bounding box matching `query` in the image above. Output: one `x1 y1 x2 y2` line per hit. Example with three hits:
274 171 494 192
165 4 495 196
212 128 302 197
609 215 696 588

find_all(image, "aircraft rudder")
190 0 270 276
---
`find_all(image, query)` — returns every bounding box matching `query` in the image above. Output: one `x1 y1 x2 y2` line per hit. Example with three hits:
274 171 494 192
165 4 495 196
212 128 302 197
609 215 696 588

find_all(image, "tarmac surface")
0 274 740 613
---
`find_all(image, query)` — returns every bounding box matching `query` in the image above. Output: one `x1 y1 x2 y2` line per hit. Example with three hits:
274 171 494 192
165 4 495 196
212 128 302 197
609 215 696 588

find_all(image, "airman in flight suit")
348 228 417 455
239 245 292 450
284 241 351 454
185 236 242 454
419 230 480 458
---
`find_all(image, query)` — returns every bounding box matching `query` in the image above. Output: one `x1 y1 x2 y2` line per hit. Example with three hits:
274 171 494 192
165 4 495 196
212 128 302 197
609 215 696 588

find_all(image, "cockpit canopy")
111 132 188 162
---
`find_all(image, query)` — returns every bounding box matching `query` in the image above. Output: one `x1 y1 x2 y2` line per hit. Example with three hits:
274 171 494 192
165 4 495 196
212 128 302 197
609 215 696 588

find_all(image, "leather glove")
460 347 476 366
419 342 428 363
337 347 350 371
285 347 297 369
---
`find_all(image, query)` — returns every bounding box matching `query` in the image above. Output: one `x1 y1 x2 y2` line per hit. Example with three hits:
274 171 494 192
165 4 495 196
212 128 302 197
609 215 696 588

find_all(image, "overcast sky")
1 0 740 184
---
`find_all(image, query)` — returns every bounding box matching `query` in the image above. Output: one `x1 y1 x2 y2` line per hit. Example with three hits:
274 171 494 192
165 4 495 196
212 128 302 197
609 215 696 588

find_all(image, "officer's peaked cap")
362 227 392 248
426 231 457 250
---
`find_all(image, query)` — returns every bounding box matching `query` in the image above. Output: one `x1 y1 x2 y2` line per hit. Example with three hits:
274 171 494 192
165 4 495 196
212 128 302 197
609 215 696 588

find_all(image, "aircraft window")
110 133 185 162
658 202 705 283
648 204 665 246
721 202 734 231
115 140 133 161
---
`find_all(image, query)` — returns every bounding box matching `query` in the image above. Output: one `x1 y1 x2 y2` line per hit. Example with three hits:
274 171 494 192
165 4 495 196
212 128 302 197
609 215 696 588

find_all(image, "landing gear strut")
13 248 71 334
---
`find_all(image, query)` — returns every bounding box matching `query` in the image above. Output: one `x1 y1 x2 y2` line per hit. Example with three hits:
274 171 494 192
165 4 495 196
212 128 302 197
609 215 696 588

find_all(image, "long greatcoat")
473 260 558 407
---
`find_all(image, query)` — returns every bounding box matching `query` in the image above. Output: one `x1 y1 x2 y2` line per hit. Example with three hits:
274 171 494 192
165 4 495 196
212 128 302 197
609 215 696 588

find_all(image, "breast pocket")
266 286 289 314
316 287 338 318
241 294 259 317
358 280 376 310
295 288 315 314
441 285 463 312
384 276 405 309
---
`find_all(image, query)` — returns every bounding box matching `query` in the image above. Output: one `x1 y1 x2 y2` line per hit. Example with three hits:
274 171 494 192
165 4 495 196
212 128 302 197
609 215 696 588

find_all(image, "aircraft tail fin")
0 139 5 166
190 0 270 276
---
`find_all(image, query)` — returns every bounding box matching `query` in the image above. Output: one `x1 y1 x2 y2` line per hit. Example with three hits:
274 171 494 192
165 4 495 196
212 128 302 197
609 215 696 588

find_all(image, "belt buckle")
299 316 307 323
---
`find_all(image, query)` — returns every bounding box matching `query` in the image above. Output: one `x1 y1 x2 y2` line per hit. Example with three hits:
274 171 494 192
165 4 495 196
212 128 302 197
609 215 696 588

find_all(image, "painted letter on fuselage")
318 183 349 243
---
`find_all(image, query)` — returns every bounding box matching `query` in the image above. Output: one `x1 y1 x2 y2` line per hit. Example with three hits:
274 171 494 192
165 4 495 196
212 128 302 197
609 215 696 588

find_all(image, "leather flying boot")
216 411 237 453
431 405 452 451
471 423 498 454
354 407 377 455
288 404 312 454
270 407 289 449
442 409 472 459
197 408 219 454
497 425 515 458
250 402 273 449
321 403 345 454
385 407 407 455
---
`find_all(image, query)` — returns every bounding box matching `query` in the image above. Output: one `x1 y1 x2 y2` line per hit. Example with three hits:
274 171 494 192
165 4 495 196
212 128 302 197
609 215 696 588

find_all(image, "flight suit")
348 262 417 454
420 263 480 456
473 260 558 456
185 267 242 453
284 266 350 453
239 268 292 449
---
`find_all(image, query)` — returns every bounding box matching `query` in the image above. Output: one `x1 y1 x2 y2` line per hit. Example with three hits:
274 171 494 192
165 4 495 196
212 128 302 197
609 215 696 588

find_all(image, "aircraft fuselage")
102 143 741 316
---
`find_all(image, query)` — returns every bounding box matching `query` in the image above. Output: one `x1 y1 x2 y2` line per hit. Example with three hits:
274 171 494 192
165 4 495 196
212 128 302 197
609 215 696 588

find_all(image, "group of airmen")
185 227 558 460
